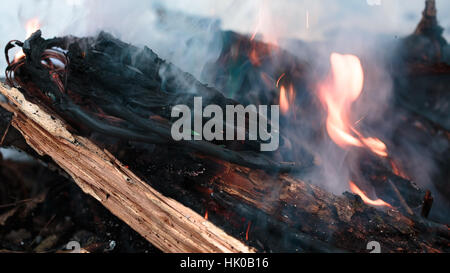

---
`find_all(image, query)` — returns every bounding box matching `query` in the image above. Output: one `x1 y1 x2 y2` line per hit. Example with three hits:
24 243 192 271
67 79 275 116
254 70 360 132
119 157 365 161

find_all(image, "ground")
0 150 160 253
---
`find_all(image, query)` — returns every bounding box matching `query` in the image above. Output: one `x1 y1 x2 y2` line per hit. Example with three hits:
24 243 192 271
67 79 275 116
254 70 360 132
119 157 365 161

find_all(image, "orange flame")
349 181 392 208
279 83 295 115
204 209 209 220
245 221 252 241
14 18 41 61
390 160 410 180
249 48 262 66
280 86 289 114
318 53 388 157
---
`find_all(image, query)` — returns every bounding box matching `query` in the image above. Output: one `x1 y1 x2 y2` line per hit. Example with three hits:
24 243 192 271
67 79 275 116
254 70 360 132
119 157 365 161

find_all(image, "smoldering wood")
394 0 450 130
392 9 450 205
169 155 449 252
205 27 450 223
1 14 449 252
1 82 449 252
5 31 312 173
0 82 344 253
0 83 254 253
205 6 450 213
204 27 450 212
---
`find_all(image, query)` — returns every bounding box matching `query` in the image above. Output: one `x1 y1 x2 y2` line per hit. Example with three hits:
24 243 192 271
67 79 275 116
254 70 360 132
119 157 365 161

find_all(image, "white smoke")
1 0 450 73
0 0 447 200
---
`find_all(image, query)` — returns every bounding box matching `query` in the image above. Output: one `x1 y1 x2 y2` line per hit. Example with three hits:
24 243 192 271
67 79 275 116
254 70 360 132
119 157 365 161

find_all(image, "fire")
279 86 290 114
279 78 295 115
249 48 262 67
318 53 388 157
360 137 388 157
14 18 41 61
349 181 392 208
279 85 296 115
245 221 251 241
390 160 410 180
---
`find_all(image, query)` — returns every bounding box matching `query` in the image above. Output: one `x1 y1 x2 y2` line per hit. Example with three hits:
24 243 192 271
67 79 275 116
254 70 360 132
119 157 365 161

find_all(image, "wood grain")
0 83 254 253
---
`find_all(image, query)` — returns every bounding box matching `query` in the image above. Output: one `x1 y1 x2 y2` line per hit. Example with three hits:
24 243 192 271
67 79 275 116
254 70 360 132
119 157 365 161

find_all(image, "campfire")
0 0 448 254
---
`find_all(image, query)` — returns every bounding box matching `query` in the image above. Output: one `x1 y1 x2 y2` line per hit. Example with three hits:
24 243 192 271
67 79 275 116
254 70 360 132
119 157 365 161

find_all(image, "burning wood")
1 70 449 252
4 30 311 173
0 0 449 254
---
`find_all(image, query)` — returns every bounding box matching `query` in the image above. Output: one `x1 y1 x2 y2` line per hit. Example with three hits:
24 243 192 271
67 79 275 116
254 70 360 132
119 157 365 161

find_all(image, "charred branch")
4 31 312 173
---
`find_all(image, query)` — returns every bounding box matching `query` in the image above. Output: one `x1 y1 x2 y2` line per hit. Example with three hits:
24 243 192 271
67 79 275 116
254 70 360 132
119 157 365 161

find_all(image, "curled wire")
41 48 70 94
5 40 26 88
4 39 70 96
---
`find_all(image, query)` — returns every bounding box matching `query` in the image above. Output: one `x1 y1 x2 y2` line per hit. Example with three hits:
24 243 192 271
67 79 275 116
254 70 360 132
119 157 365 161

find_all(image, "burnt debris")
4 30 312 172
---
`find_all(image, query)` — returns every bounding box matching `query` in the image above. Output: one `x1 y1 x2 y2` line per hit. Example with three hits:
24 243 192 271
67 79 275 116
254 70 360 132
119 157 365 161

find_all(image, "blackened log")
189 156 449 253
6 31 312 173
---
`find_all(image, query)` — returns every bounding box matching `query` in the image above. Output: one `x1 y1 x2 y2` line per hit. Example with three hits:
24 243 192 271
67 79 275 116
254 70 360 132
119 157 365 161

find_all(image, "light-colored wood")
0 83 254 253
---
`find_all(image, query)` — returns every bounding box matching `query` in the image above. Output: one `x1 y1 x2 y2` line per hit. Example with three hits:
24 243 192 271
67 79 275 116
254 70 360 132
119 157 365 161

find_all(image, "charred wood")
1 28 449 253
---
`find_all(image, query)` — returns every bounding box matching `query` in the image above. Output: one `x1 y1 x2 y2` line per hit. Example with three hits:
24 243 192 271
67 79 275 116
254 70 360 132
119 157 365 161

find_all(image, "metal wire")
41 49 69 94
5 40 69 96
4 40 26 88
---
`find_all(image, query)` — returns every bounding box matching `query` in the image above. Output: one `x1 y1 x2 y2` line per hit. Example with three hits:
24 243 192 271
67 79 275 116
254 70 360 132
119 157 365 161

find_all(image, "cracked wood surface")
0 82 254 253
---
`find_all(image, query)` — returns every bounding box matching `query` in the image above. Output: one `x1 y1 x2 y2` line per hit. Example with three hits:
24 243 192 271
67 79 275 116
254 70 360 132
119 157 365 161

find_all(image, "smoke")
289 32 397 194
2 0 450 73
0 0 447 210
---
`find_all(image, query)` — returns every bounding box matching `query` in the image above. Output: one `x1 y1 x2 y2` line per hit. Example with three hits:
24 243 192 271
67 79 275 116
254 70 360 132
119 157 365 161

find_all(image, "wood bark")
194 156 449 252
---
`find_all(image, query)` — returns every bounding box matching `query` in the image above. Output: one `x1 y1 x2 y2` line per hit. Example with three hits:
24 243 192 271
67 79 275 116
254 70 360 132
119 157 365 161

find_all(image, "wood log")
190 156 450 253
0 82 253 253
4 31 310 173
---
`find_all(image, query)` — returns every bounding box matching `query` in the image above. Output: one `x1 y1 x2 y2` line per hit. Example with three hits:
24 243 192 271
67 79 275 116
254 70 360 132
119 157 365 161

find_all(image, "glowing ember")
391 160 410 180
349 181 392 208
318 53 388 157
249 48 262 66
276 73 286 88
14 18 41 61
245 221 252 241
